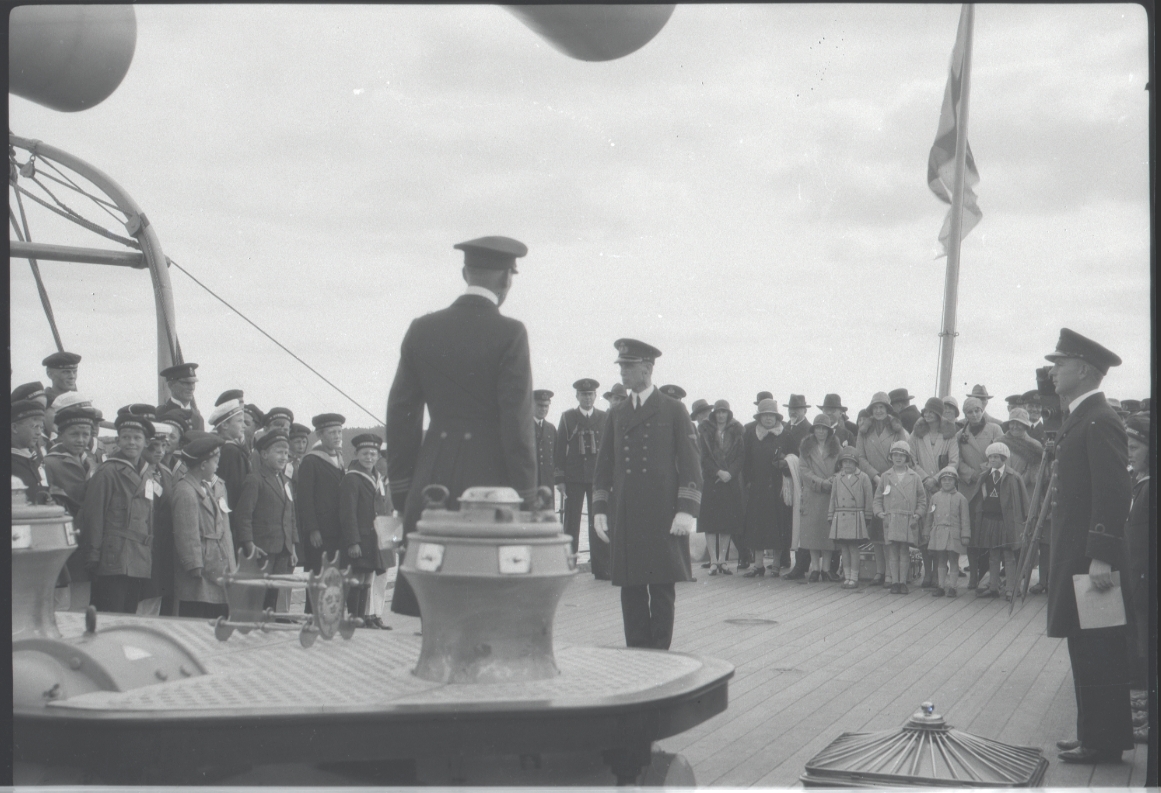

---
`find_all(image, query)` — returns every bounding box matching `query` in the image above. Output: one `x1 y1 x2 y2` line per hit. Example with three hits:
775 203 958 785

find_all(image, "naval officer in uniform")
387 235 538 617
158 362 205 432
532 390 557 509
555 377 608 577
1042 328 1133 764
593 339 702 650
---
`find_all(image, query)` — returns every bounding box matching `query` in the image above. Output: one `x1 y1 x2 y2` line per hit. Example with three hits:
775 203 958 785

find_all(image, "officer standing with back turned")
387 236 538 618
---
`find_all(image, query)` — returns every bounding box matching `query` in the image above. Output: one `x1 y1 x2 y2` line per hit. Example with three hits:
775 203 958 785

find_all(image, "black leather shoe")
1058 746 1122 764
1056 739 1080 751
785 569 805 580
825 571 843 582
737 562 751 571
1029 582 1047 594
808 571 820 583
743 566 765 578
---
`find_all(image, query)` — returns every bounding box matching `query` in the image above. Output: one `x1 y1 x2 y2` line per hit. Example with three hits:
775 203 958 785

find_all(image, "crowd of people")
9 235 1152 761
11 354 395 629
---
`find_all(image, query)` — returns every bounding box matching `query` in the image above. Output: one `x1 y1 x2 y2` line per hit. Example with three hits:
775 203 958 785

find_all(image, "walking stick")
1010 460 1057 615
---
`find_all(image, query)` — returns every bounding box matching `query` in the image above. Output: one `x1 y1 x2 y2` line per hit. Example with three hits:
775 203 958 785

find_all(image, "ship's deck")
377 562 1150 787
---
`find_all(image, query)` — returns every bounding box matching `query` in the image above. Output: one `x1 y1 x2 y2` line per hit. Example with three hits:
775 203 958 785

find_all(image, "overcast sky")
9 4 1151 428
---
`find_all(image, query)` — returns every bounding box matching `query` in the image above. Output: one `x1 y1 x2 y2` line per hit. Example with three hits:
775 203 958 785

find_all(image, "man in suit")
555 377 609 578
782 394 816 580
889 388 922 433
817 394 857 447
532 389 557 508
158 362 205 432
387 236 538 617
235 429 298 610
593 338 702 650
1043 328 1133 764
604 383 629 410
966 384 1004 427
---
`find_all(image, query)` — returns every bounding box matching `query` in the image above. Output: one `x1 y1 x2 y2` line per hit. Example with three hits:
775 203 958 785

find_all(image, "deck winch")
401 485 576 684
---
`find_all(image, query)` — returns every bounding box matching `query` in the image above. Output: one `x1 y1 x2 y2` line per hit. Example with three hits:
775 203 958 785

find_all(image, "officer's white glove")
594 514 610 543
670 512 696 536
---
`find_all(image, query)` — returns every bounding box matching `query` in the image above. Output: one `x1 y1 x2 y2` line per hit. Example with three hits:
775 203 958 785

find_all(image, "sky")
9 4 1152 430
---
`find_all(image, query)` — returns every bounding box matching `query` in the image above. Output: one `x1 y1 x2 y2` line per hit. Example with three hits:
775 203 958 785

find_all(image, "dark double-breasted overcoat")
296 450 346 572
387 293 538 615
339 465 393 573
592 390 702 587
1047 392 1130 637
81 453 154 579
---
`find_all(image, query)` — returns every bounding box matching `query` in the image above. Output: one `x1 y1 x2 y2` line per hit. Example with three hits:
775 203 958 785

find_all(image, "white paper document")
1072 571 1126 630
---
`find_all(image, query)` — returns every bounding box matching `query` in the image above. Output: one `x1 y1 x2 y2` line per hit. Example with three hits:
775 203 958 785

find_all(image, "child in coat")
973 442 1029 600
339 434 393 629
924 466 971 597
873 440 927 594
829 446 875 589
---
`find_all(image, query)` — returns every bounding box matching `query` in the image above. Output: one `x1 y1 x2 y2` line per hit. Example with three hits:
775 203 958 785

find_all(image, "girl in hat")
957 396 1005 591
924 467 971 597
798 414 840 581
873 440 927 594
340 434 394 627
909 397 960 588
741 399 792 577
828 446 874 589
855 392 909 587
973 442 1029 600
698 400 746 574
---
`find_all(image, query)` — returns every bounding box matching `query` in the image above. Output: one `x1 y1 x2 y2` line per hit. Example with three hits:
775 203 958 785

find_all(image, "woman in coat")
339 433 394 628
698 400 746 575
740 398 792 577
957 395 1006 590
855 391 909 586
909 397 960 587
798 415 840 581
172 435 236 618
999 408 1044 492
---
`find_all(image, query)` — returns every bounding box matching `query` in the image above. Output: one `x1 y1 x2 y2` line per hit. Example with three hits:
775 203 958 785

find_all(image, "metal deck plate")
45 612 713 716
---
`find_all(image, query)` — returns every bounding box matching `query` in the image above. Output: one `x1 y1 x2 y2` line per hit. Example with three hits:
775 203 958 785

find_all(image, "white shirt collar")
990 465 1006 479
463 285 500 305
631 384 656 408
12 447 34 459
579 407 593 417
1068 389 1103 415
169 396 192 410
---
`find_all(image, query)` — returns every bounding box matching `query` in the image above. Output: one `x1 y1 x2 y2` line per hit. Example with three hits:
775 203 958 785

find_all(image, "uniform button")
440 431 447 439
642 468 647 473
626 470 632 474
464 433 472 440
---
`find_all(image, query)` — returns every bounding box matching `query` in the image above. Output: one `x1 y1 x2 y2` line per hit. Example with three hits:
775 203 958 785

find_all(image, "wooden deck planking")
378 565 1151 786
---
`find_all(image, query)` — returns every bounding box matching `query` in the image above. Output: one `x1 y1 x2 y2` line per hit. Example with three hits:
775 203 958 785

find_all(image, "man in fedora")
387 236 538 617
889 388 921 433
966 385 1003 427
690 399 712 424
604 382 628 410
1043 328 1133 764
532 390 557 509
556 377 608 578
593 339 701 650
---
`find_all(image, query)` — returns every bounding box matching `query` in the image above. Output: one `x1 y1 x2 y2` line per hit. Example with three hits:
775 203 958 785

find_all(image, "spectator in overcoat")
1123 414 1149 743
999 408 1044 492
856 391 909 587
82 411 155 614
740 399 792 578
697 400 745 575
957 396 1005 591
172 435 235 619
592 338 701 651
235 430 298 611
889 388 921 433
210 398 251 543
1042 328 1132 763
972 442 1029 600
798 414 840 581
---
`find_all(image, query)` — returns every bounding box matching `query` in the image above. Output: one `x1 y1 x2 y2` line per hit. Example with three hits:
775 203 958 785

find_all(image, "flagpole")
936 4 974 399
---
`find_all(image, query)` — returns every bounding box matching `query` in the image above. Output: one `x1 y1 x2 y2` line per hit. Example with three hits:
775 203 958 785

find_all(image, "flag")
928 4 981 257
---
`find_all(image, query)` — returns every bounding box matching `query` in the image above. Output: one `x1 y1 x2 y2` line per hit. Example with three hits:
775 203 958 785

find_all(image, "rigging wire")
12 182 140 248
10 201 64 352
166 257 383 427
